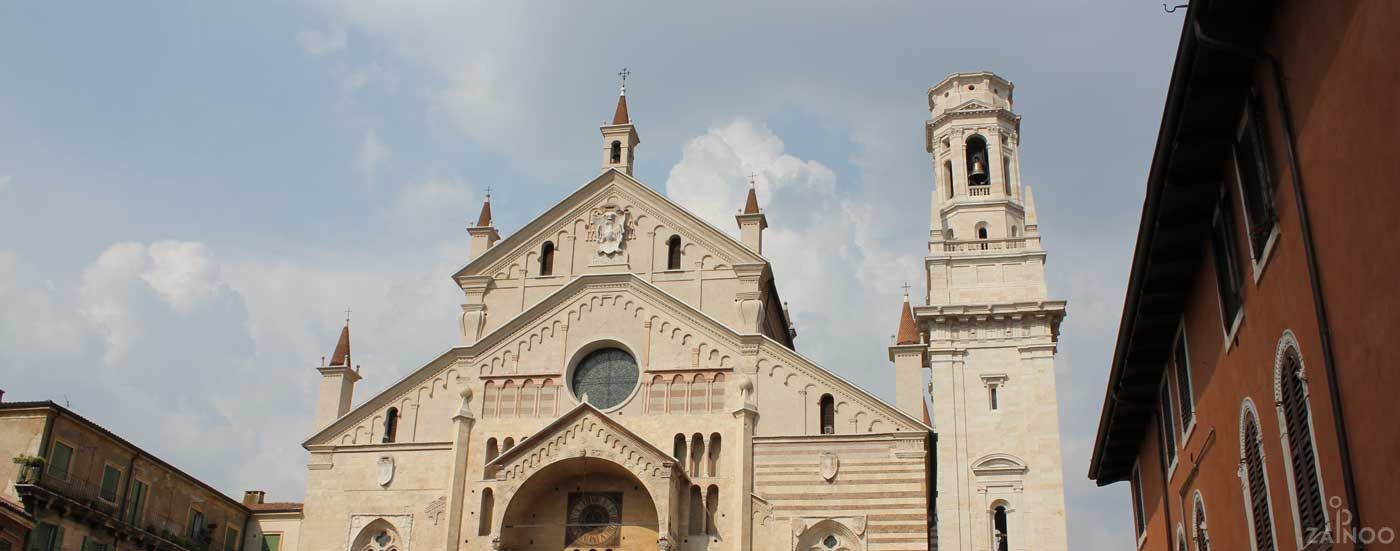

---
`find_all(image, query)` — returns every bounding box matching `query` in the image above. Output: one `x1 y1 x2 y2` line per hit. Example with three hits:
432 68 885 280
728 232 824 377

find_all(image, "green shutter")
224 528 239 551
261 534 281 551
125 480 147 525
99 466 121 502
48 443 72 480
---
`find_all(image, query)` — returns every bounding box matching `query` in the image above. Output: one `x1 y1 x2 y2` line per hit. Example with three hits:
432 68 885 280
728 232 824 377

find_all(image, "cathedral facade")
253 72 1068 551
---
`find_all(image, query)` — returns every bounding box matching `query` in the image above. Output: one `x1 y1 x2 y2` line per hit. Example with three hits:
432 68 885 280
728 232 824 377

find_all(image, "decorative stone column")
458 276 492 347
444 388 476 550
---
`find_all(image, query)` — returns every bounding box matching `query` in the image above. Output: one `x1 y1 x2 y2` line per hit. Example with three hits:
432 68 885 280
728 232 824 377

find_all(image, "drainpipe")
1193 20 1363 548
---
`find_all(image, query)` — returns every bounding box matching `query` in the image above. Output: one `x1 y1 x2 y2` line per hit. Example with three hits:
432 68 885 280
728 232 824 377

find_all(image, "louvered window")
1160 377 1178 469
1173 329 1195 430
1212 192 1245 331
1243 411 1276 551
1131 466 1147 539
1280 346 1327 542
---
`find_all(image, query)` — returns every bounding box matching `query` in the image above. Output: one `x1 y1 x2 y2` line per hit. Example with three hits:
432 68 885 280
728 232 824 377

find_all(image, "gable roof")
452 169 768 280
483 402 678 477
304 272 922 446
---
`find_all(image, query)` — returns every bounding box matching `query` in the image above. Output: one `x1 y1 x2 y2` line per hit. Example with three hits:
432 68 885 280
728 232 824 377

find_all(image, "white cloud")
0 175 10 192
386 176 477 232
296 26 347 56
666 119 921 395
358 129 390 185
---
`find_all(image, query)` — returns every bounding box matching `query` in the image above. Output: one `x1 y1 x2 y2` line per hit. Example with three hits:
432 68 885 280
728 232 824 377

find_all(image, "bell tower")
919 72 1069 551
601 68 640 175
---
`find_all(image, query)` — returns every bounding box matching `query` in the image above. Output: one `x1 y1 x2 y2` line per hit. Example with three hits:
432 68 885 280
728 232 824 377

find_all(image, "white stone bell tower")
919 72 1069 551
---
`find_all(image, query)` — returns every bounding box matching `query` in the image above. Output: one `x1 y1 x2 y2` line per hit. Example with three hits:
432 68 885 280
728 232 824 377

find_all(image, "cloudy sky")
0 1 1183 547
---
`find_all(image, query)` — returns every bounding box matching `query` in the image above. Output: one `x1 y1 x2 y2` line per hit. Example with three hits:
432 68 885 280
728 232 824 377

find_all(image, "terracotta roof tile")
743 186 760 214
612 94 630 125
896 296 919 345
475 197 493 227
329 325 351 367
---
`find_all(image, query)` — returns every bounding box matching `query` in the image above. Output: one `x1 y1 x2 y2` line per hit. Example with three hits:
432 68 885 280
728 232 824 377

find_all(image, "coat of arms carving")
819 451 839 482
591 209 629 256
377 456 395 487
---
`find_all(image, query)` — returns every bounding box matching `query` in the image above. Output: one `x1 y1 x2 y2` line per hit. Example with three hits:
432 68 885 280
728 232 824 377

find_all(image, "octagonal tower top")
927 71 1014 118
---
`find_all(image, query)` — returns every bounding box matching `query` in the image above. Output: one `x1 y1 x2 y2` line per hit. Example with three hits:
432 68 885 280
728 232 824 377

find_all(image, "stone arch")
350 518 403 551
496 456 665 549
795 518 862 551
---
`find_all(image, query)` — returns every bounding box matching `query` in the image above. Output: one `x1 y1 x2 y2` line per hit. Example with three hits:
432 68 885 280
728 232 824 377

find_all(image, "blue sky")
0 2 1182 547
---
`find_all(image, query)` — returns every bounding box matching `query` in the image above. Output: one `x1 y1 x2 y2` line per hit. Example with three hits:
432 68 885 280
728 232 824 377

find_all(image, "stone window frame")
1271 330 1332 549
47 438 76 482
979 373 1008 413
97 461 124 504
1236 397 1279 551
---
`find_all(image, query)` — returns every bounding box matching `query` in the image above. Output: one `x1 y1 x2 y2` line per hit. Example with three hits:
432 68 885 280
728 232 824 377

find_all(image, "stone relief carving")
819 451 840 482
376 456 394 488
424 496 445 526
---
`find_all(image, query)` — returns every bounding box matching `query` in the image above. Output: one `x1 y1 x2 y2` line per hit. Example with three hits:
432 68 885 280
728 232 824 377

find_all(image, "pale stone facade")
918 72 1069 551
235 72 1070 551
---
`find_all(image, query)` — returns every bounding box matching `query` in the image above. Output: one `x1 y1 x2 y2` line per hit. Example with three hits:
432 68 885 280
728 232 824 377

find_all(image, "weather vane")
900 282 911 297
749 172 757 187
618 68 630 95
344 308 352 324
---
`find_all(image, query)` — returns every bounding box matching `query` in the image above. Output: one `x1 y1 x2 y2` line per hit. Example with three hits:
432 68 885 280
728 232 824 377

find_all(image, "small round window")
823 535 839 548
570 347 639 410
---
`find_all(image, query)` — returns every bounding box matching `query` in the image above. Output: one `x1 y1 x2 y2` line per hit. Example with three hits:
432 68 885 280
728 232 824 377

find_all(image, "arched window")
648 375 667 414
1240 402 1277 551
707 433 722 476
502 437 515 453
689 374 707 413
485 438 499 464
1177 526 1189 551
706 485 720 537
690 433 704 475
688 485 705 535
992 505 1009 551
1002 156 1012 195
944 160 955 199
478 488 494 536
382 408 399 443
819 394 835 435
610 140 622 164
669 375 687 414
538 241 555 276
1010 226 1019 237
483 381 497 418
1193 492 1210 551
666 235 683 270
518 379 537 417
977 225 989 239
538 379 556 417
499 380 517 417
709 374 726 412
1275 339 1327 544
673 434 687 465
966 135 990 187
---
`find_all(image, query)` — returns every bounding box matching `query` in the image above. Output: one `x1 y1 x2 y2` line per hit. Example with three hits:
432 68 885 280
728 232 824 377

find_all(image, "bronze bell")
969 154 988 184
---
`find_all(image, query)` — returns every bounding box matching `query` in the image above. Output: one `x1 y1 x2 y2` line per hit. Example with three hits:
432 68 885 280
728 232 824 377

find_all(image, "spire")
328 315 351 367
896 288 919 345
475 189 493 227
743 173 761 214
612 68 631 125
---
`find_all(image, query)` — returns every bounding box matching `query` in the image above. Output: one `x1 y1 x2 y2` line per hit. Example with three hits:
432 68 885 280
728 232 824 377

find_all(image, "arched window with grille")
1239 401 1277 551
483 381 497 418
648 375 667 414
518 379 537 417
709 373 726 412
819 394 835 435
382 407 399 443
1274 334 1328 546
538 379 556 417
669 375 687 414
1193 492 1210 551
538 241 555 276
666 235 682 270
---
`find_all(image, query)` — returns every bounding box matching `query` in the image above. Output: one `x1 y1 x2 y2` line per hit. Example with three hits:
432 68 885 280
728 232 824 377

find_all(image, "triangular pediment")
453 169 766 281
483 402 681 482
951 99 995 112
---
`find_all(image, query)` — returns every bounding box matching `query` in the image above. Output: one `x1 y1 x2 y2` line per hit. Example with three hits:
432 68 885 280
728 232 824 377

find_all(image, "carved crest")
819 451 839 482
592 209 629 256
377 456 395 487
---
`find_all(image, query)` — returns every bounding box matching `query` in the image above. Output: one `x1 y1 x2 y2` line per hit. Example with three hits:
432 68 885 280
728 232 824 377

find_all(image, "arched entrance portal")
500 457 660 551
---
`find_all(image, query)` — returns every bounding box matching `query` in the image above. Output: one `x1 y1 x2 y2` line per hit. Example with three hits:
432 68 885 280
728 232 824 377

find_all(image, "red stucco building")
1088 0 1399 550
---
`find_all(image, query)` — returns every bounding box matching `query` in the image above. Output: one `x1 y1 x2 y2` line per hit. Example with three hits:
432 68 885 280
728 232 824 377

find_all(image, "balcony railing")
968 185 991 196
942 237 1028 253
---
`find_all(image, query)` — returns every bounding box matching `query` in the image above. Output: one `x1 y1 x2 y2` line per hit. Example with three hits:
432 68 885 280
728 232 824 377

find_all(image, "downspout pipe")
1193 20 1363 548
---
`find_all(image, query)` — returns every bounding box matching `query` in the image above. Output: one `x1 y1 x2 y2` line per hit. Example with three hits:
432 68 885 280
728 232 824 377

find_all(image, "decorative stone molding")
346 514 413 551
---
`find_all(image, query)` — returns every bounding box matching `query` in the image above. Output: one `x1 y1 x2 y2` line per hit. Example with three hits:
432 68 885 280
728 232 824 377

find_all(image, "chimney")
242 490 266 506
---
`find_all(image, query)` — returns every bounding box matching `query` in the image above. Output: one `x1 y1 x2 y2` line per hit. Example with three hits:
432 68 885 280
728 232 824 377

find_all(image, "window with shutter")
1279 345 1327 543
48 441 73 481
1173 326 1195 431
99 464 121 502
1131 465 1147 540
1193 493 1210 551
1243 410 1276 551
1212 193 1245 333
1160 377 1178 470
